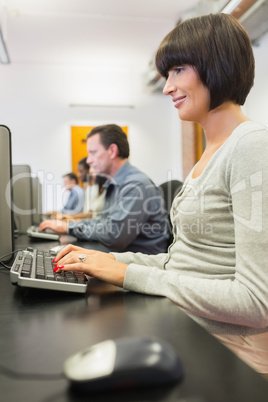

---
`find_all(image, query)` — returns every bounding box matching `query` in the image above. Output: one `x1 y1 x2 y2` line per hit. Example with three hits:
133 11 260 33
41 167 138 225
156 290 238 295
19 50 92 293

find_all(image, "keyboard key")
11 248 88 293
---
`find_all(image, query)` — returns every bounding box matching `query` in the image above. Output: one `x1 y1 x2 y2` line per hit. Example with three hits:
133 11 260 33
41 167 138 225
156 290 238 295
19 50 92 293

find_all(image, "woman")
82 166 106 219
59 166 106 221
53 14 268 375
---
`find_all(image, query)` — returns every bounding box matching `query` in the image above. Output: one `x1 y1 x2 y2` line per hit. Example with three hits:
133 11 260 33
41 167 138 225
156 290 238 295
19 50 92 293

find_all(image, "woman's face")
77 164 89 183
163 65 210 124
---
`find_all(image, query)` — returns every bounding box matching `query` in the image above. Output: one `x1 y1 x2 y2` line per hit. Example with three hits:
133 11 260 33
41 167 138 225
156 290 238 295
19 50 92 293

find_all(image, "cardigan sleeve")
120 127 268 333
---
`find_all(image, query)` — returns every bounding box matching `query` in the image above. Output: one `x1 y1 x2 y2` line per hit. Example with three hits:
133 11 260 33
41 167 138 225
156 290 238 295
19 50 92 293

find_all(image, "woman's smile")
173 95 187 108
163 65 210 123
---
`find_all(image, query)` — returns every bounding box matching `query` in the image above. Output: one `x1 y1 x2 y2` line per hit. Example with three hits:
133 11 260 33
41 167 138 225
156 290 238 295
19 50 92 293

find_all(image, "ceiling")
0 0 218 67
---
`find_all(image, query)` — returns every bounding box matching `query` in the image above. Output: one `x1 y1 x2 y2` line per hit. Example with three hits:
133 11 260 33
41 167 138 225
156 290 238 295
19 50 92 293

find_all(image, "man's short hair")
155 13 255 111
63 172 78 184
87 124 129 159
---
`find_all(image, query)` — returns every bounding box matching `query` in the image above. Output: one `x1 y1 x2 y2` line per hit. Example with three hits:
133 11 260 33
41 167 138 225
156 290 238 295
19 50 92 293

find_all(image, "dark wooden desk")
0 237 267 401
14 233 111 253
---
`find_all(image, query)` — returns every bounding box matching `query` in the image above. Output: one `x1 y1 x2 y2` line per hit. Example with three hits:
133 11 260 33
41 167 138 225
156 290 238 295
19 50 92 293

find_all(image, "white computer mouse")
63 336 183 393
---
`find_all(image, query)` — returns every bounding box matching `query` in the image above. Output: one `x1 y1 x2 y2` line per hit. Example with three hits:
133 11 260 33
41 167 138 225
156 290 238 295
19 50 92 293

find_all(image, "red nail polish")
52 257 56 262
57 265 64 269
53 266 60 272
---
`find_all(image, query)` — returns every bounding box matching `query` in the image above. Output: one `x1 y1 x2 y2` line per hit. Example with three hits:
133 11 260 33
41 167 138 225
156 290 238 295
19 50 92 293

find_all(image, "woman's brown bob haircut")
155 13 255 111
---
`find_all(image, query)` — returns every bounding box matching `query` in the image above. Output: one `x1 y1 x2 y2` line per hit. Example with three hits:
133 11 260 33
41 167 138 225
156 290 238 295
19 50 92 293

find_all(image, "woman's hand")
53 244 128 288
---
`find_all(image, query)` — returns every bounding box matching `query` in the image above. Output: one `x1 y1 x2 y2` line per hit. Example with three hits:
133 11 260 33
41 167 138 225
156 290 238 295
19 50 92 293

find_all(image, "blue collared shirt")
68 161 169 253
61 185 85 214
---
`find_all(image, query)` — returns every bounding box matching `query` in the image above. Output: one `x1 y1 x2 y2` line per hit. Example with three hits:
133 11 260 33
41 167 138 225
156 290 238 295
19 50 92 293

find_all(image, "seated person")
82 166 106 219
40 124 169 254
45 172 85 217
60 159 106 220
77 156 90 188
51 15 268 377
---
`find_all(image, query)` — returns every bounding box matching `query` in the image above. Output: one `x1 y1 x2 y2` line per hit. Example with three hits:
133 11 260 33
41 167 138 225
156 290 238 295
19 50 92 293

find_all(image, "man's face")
63 176 75 190
86 133 113 176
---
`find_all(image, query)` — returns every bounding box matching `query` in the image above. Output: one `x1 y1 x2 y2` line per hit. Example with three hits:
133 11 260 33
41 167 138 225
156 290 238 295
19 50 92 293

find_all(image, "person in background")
82 166 106 219
45 172 85 217
77 157 90 188
40 124 169 254
51 14 268 377
60 172 85 215
61 158 106 220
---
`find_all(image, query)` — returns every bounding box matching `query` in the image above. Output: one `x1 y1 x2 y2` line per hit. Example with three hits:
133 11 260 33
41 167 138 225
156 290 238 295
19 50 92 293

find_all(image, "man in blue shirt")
40 124 169 253
45 172 84 217
61 173 85 215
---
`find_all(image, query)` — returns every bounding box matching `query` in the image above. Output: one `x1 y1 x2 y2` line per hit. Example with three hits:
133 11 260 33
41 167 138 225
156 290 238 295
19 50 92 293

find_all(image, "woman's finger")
54 263 85 273
57 250 86 266
54 244 82 262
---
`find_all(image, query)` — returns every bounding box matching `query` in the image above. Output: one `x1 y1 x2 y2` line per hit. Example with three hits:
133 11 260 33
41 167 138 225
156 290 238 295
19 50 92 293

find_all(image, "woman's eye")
174 67 184 74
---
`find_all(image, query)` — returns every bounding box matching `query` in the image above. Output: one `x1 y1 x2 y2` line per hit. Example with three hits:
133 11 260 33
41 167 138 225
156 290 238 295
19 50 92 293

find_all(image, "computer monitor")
0 125 14 263
12 164 33 233
31 176 43 225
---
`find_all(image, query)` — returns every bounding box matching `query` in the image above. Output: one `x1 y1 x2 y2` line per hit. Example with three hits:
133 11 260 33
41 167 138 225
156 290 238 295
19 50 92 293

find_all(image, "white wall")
1 33 267 212
245 34 268 126
0 62 183 211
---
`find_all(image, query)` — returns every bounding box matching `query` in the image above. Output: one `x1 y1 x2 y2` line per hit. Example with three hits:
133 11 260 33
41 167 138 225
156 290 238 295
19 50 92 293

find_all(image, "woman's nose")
163 77 175 96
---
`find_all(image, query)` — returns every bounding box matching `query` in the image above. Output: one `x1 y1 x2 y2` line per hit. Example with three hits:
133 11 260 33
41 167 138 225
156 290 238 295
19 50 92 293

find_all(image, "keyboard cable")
0 249 23 271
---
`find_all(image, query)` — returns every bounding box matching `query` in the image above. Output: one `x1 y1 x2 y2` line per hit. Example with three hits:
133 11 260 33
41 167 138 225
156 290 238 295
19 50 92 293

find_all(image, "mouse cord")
0 364 65 381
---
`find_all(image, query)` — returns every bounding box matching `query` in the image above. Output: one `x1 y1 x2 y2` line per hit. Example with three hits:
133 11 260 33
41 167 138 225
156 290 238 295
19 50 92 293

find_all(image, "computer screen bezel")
12 164 33 233
0 125 14 263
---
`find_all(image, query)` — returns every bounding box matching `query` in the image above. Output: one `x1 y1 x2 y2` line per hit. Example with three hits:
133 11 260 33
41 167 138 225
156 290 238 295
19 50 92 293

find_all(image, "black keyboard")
10 247 88 293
